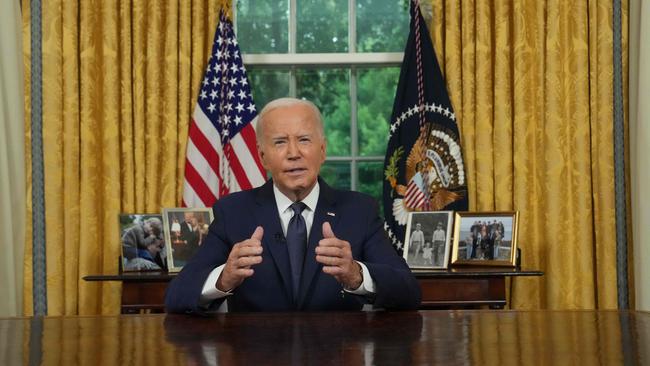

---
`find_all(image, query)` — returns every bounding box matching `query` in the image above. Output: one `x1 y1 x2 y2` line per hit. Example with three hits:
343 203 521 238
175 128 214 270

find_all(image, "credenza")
84 267 542 313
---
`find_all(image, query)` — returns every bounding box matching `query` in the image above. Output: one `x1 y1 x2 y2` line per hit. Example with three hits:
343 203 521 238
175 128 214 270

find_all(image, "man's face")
257 104 326 201
184 212 194 223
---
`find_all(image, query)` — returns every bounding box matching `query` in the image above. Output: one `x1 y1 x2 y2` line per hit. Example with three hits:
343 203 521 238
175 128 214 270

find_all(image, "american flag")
182 11 266 207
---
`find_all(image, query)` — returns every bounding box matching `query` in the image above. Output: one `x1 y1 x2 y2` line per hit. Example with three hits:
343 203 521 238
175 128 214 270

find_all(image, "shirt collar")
273 181 320 213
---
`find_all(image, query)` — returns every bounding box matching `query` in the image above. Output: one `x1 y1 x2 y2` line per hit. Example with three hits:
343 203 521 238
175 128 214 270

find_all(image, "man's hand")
216 226 264 292
315 222 363 290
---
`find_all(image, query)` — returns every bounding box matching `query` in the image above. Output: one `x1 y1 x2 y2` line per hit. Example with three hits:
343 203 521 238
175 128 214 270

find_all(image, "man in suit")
165 97 421 313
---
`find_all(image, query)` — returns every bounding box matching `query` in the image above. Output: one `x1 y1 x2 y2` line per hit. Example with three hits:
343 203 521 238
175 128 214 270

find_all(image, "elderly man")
165 97 421 313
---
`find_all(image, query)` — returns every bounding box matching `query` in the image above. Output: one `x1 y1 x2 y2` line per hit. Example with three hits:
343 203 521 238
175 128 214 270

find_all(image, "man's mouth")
285 167 307 175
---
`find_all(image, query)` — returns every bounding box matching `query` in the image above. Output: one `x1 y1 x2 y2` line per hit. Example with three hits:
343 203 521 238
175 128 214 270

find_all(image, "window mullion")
289 0 297 54
349 0 356 53
350 67 358 191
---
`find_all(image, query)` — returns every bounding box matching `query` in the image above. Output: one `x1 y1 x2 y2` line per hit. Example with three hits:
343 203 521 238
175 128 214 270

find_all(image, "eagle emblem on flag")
385 122 465 226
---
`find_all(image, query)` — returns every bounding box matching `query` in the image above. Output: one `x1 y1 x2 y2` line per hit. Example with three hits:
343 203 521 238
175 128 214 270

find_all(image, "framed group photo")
402 211 454 269
450 211 519 266
163 207 215 272
119 213 166 272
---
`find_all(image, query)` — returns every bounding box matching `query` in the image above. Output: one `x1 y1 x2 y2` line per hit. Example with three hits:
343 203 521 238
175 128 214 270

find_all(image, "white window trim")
242 52 404 66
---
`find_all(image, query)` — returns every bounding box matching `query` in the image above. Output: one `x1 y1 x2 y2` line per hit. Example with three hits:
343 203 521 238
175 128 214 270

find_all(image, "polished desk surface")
1 310 647 365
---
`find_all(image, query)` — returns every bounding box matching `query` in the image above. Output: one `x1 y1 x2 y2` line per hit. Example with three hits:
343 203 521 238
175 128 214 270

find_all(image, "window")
236 0 409 207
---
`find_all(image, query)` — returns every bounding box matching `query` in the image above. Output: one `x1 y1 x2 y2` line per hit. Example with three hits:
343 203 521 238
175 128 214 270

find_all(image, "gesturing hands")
216 226 264 292
315 222 363 290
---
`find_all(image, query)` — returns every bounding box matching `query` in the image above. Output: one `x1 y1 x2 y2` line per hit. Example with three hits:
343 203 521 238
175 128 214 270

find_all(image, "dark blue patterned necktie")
287 202 307 302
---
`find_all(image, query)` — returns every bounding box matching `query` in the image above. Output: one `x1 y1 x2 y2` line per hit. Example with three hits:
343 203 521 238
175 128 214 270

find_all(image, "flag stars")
199 90 207 99
210 90 218 100
207 103 216 113
247 103 256 113
227 90 235 99
238 90 247 99
230 64 239 73
240 77 248 86
234 115 242 125
211 77 219 87
235 103 245 113
229 78 238 86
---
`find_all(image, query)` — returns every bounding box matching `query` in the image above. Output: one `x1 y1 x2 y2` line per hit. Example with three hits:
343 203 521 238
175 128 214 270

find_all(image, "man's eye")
274 140 286 146
299 138 311 143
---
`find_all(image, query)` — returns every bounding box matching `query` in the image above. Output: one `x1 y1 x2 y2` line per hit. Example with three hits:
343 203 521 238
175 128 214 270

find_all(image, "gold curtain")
427 0 627 309
23 0 229 315
23 0 628 314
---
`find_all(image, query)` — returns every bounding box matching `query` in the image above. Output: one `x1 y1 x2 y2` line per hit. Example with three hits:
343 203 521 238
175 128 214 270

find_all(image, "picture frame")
119 213 166 272
402 211 454 269
450 211 519 266
163 207 215 272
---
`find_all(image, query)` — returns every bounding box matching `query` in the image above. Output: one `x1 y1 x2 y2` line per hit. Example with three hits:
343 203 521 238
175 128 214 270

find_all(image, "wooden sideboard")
84 267 542 313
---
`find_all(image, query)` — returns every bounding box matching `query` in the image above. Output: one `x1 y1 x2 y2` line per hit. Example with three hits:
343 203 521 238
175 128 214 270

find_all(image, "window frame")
234 0 405 192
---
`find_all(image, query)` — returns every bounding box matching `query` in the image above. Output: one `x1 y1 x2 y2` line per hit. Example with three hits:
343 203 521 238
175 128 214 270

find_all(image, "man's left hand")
315 222 363 290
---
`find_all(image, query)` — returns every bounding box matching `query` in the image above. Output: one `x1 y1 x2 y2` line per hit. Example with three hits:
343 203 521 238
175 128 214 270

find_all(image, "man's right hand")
216 226 264 292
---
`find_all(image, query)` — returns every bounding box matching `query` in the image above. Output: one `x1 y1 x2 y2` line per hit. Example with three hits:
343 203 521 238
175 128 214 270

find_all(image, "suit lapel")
254 180 293 302
298 179 339 308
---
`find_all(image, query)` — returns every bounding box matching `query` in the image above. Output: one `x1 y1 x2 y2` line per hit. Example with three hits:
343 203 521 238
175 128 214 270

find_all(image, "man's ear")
320 139 327 162
258 144 268 169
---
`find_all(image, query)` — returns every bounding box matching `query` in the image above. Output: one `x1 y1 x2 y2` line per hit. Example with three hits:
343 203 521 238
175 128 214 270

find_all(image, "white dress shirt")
199 182 375 305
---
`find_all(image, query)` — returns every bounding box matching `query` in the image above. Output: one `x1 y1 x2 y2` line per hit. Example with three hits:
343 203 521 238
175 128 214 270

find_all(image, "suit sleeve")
360 199 422 310
164 204 232 314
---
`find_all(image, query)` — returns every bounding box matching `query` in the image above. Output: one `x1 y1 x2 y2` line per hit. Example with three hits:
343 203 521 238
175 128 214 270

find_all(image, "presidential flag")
383 1 468 250
182 11 266 207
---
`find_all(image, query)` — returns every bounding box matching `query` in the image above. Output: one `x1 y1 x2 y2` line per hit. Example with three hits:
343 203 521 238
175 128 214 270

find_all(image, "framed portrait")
119 213 166 272
163 207 215 272
450 211 519 266
402 211 454 269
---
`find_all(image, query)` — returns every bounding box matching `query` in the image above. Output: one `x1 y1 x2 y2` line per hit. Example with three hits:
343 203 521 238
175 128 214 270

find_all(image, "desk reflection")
163 312 423 366
1 310 649 365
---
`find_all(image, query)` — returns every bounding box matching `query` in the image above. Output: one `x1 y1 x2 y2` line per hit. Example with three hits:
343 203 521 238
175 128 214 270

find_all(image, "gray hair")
256 97 324 143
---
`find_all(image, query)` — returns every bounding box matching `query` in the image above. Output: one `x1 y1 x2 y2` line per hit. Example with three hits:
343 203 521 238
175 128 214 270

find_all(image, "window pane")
357 0 410 52
297 0 348 53
247 69 290 110
296 69 351 156
320 161 351 190
357 67 399 156
236 0 289 53
358 161 384 217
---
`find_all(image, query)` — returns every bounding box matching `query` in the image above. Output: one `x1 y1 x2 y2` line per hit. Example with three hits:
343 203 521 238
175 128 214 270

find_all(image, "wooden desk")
1 310 647 365
84 268 541 313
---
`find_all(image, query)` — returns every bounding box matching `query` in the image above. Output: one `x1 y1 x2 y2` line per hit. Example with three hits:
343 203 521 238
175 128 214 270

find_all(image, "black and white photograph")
163 207 214 272
451 211 519 266
402 211 453 269
119 213 166 271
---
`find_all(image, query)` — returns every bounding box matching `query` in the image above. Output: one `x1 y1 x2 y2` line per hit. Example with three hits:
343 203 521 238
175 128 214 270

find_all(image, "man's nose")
287 139 300 158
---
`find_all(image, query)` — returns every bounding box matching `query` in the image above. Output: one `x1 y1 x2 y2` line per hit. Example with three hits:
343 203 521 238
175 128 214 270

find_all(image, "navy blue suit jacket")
164 178 421 313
